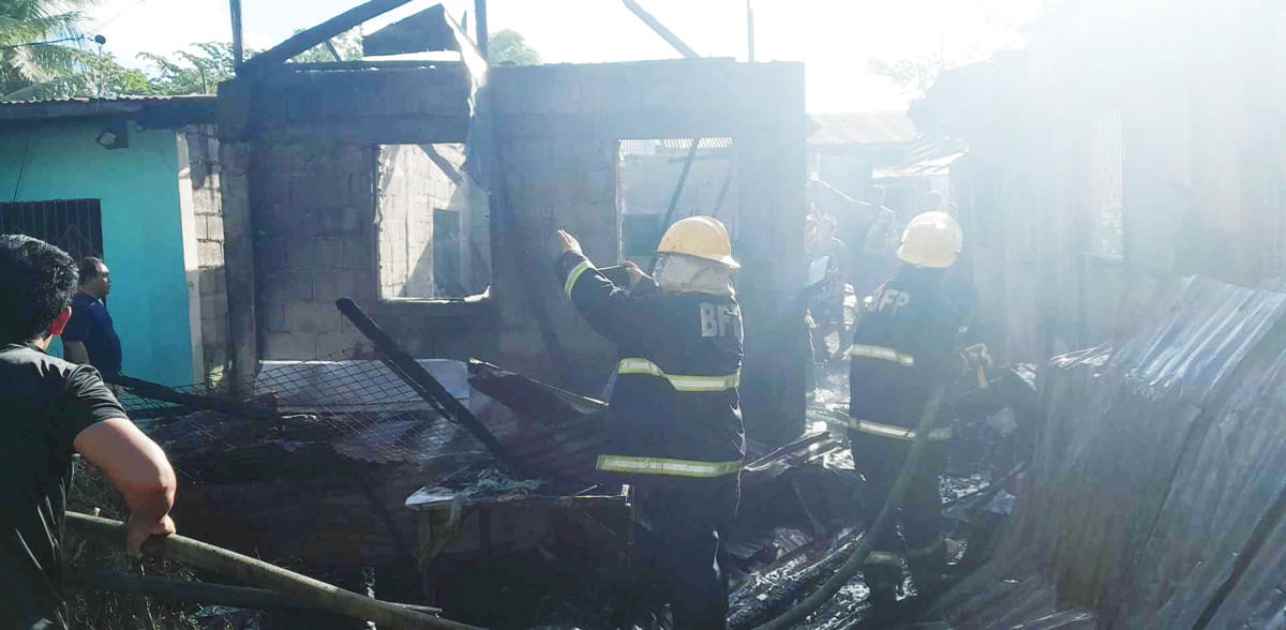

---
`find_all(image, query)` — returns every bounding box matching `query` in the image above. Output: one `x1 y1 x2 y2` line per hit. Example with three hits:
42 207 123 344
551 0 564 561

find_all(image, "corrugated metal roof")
808 111 917 146
873 151 966 179
0 95 216 124
1 95 211 105
620 137 734 157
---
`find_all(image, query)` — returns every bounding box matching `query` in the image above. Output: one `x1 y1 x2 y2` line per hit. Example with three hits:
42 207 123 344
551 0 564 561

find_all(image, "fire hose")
751 386 947 630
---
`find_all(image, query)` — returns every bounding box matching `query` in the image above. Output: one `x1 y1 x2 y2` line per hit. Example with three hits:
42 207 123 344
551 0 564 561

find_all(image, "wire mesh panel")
109 342 489 569
139 363 482 480
108 315 607 570
0 199 105 260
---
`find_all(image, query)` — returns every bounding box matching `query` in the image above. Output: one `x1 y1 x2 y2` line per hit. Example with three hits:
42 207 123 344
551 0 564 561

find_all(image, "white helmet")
897 212 963 269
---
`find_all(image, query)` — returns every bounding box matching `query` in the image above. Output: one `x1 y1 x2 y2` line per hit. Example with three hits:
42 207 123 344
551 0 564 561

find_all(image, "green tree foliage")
136 42 239 95
127 30 361 96
868 56 944 97
0 0 95 100
3 19 484 100
489 29 539 66
290 29 362 63
80 51 154 97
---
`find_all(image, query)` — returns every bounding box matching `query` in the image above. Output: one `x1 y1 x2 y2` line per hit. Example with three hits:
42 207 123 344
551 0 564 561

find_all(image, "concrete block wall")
223 66 472 145
376 144 436 299
374 144 467 300
219 65 483 369
430 144 489 296
252 138 378 360
184 125 232 385
490 131 622 392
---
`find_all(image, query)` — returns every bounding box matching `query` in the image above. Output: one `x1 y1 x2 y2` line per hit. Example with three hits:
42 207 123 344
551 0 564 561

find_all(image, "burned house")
97 6 816 622
216 51 808 449
45 1 1286 628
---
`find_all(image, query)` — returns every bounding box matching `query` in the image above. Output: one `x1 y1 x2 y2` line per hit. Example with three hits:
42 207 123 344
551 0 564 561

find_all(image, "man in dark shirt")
0 236 177 629
62 257 122 377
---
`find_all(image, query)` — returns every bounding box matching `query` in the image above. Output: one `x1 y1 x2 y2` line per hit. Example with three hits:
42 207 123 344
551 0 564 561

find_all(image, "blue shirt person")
62 257 122 377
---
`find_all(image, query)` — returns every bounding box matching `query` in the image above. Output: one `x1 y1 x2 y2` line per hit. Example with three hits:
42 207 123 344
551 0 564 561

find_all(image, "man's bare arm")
73 418 177 553
63 340 90 364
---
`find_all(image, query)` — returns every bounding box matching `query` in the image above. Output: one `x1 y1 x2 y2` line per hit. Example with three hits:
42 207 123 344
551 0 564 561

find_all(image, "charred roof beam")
240 0 417 73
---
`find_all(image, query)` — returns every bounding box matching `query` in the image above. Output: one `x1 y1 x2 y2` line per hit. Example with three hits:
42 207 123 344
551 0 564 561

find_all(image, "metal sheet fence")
930 276 1286 628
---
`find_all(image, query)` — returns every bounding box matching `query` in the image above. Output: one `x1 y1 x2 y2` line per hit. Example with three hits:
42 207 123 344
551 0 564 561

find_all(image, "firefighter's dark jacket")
848 267 961 430
558 252 746 481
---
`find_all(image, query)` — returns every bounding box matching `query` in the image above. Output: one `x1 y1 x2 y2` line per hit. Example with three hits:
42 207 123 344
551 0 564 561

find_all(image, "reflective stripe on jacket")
558 252 746 480
848 270 961 435
847 418 953 442
848 343 915 366
617 357 740 392
596 455 741 478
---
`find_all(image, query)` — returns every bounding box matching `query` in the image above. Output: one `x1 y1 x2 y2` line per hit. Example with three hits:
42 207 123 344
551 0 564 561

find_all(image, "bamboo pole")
65 512 482 630
72 570 442 615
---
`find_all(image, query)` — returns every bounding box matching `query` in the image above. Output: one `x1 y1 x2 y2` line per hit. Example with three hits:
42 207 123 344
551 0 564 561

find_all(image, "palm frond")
0 11 82 41
0 0 90 21
5 41 86 83
0 1 86 88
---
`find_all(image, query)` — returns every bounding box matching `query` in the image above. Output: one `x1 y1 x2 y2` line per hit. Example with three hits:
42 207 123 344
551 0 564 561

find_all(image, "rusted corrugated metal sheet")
931 276 1286 628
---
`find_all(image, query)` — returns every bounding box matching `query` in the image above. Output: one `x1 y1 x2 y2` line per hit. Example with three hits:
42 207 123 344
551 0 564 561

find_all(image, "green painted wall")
0 119 194 386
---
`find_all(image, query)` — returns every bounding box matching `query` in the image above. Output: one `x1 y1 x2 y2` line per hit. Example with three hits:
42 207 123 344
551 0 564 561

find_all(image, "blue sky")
81 0 1043 112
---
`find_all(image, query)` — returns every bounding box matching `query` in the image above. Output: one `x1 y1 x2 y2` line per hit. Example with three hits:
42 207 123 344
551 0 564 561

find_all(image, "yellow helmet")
897 211 963 268
657 216 740 269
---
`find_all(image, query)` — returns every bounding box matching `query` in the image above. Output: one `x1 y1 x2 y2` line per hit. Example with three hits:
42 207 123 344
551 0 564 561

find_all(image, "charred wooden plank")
363 4 456 56
108 374 279 420
467 360 605 482
242 0 416 71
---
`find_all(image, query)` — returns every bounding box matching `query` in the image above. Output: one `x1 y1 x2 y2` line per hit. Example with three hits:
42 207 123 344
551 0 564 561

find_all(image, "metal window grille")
0 199 105 260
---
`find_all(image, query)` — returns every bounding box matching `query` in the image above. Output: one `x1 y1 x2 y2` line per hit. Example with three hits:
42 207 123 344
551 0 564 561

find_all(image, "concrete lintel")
255 116 471 146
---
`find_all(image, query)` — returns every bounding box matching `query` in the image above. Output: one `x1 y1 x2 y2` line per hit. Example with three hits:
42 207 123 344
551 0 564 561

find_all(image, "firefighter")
846 211 965 607
555 216 744 629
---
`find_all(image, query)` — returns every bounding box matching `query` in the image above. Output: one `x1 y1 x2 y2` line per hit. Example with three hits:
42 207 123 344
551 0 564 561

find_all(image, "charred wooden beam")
445 5 487 87
621 0 699 58
467 359 605 481
620 0 707 273
242 0 415 71
335 299 520 474
363 4 455 57
651 138 702 274
474 0 488 59
106 374 279 420
259 59 463 72
229 0 244 68
323 39 343 61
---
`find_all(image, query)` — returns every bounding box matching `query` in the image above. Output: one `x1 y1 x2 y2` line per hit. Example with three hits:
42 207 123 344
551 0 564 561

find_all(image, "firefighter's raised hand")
622 260 646 287
962 343 992 370
556 230 584 257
